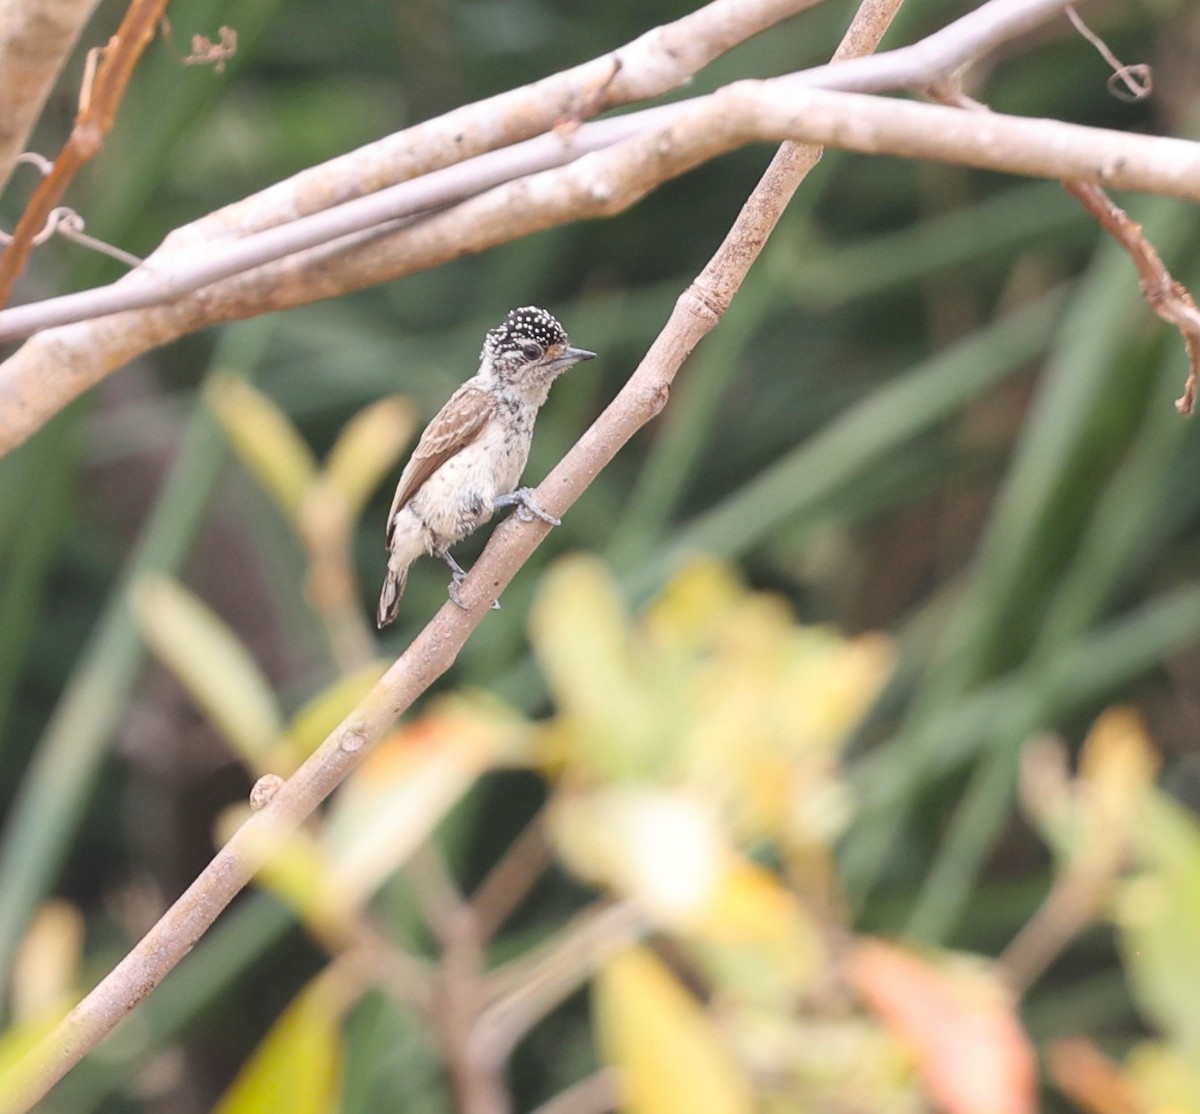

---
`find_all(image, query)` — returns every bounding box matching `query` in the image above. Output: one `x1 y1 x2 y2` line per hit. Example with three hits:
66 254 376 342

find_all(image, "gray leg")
437 549 500 610
494 487 561 527
439 549 469 581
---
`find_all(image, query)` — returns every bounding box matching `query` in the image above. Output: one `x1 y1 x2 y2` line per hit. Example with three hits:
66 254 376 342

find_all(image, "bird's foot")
439 551 500 611
495 487 561 527
447 573 469 610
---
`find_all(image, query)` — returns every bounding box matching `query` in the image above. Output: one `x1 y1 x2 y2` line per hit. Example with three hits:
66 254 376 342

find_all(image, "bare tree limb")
0 0 101 191
0 0 1091 348
167 0 829 243
6 78 1200 456
0 0 1100 456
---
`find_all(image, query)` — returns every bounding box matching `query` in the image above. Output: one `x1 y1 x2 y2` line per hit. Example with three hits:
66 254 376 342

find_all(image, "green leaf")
1114 793 1200 1050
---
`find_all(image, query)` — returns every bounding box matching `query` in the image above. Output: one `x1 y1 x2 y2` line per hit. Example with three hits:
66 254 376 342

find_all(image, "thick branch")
0 0 1103 452
0 0 1091 346
4 79 1199 454
164 0 1081 247
168 0 826 244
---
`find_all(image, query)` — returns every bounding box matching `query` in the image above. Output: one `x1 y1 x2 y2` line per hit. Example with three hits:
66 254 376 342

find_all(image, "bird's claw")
447 574 500 611
499 487 561 527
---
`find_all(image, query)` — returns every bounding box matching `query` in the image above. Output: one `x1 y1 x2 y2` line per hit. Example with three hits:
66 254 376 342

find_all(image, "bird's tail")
376 564 408 629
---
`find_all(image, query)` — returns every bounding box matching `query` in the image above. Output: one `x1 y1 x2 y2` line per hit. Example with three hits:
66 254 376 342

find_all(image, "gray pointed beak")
547 346 597 372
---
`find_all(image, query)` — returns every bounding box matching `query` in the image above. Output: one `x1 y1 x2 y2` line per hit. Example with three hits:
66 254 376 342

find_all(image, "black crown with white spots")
481 306 567 363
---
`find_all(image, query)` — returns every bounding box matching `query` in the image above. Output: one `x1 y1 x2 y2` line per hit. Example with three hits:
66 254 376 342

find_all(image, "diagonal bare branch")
0 2 906 1106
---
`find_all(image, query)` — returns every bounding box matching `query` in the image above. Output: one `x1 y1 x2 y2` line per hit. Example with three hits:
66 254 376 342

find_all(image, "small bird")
376 306 596 628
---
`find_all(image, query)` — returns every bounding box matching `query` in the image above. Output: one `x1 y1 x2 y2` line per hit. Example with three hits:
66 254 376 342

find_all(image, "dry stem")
0 0 168 305
1063 180 1200 415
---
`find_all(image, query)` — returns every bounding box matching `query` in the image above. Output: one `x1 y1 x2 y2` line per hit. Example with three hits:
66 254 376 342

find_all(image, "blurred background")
4 0 1200 1110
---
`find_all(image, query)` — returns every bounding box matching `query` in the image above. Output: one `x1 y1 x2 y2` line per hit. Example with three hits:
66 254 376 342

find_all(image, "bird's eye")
521 342 542 360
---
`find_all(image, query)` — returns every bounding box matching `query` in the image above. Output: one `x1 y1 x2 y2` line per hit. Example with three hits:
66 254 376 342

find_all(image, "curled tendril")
1 155 143 269
1066 6 1152 103
1106 64 1152 103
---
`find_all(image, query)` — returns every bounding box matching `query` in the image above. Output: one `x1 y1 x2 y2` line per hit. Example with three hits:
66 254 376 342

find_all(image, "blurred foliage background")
4 0 1200 1110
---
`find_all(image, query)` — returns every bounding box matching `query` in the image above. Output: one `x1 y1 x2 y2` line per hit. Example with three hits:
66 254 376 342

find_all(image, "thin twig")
998 866 1110 993
1065 5 1151 102
408 842 469 946
469 809 554 942
1063 180 1200 415
529 1070 619 1114
0 0 169 306
435 902 509 1114
475 903 644 1064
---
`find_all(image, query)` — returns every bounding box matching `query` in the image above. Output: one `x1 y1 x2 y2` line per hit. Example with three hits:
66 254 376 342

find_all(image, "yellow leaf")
320 396 416 522
642 558 747 652
688 857 821 1004
134 574 283 770
1124 1039 1200 1114
11 901 83 1023
1078 706 1160 831
213 974 346 1114
1021 707 1159 878
530 556 670 779
207 374 317 522
595 947 753 1114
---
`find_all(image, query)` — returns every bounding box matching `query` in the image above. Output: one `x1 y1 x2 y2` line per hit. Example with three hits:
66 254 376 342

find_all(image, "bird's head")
479 306 596 402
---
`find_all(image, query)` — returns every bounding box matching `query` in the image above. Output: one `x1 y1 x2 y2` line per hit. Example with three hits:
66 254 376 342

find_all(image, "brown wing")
385 384 495 545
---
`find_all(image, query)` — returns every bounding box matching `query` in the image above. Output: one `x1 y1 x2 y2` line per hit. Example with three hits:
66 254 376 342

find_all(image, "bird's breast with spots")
411 415 533 547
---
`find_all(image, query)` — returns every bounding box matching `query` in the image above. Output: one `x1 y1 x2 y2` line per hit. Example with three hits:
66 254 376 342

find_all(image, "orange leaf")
847 938 1036 1114
1048 1037 1144 1114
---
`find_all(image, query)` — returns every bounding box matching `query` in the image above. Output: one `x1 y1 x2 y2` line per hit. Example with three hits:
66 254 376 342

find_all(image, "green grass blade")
630 289 1064 598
